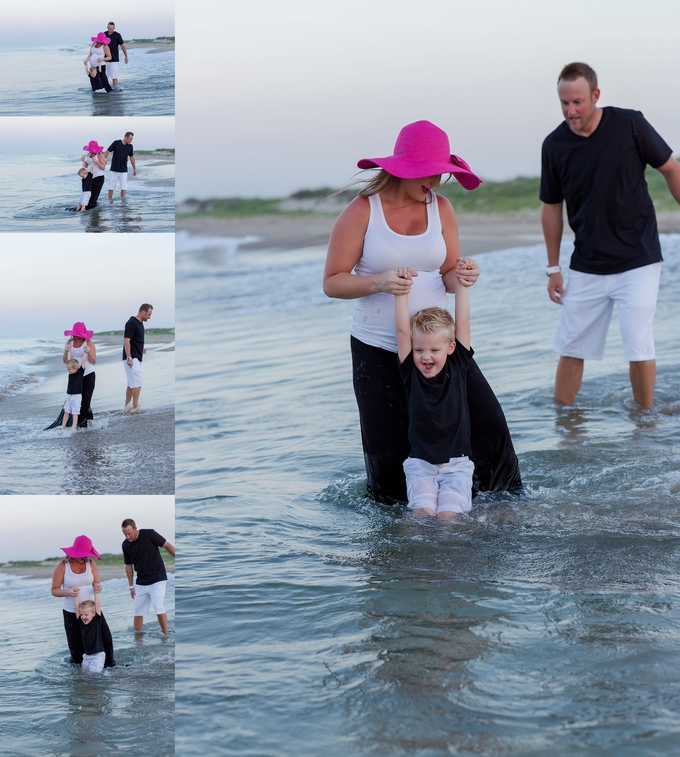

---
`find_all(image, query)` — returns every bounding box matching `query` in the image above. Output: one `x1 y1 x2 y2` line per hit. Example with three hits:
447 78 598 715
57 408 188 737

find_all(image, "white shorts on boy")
82 651 105 673
79 190 91 205
133 580 167 616
552 263 661 362
124 358 144 388
404 456 475 515
108 171 128 192
63 393 82 414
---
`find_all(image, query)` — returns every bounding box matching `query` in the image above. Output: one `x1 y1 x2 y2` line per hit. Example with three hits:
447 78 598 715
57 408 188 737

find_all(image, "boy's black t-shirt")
122 529 168 585
67 366 85 395
106 31 125 62
78 613 105 655
107 140 134 173
540 107 672 275
399 341 474 464
122 316 145 361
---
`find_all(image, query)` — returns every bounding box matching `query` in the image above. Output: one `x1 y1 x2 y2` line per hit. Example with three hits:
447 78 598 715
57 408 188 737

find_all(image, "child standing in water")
75 159 92 212
61 344 88 431
74 593 106 673
394 262 475 520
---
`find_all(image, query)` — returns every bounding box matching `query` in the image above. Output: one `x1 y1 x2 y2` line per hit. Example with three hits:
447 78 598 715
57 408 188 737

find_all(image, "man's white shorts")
124 358 144 388
134 580 167 616
403 456 474 514
108 171 128 192
63 393 82 414
552 262 661 362
105 61 119 80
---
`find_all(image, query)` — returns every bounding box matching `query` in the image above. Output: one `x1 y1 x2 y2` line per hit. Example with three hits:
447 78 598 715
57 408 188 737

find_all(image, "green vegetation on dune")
135 149 175 156
179 159 680 218
97 328 175 337
1 552 175 568
129 37 175 44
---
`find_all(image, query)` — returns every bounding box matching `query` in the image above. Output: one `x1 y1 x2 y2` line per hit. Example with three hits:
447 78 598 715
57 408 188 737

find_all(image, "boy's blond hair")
79 600 96 612
78 168 88 178
411 307 455 342
66 358 79 370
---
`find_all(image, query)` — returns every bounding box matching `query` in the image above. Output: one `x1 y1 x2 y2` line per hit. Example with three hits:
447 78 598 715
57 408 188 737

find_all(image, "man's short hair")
558 62 598 93
411 307 456 342
66 358 79 369
122 518 137 529
125 132 134 138
138 303 153 313
108 22 115 26
79 600 96 612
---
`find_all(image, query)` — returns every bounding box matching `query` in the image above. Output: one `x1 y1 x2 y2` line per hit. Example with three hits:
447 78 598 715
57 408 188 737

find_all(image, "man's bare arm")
542 202 565 304
657 156 680 205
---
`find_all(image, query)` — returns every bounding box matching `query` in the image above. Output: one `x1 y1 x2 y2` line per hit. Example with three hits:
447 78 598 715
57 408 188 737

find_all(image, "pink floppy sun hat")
83 140 104 154
91 33 111 45
61 535 101 560
357 120 482 190
64 321 94 340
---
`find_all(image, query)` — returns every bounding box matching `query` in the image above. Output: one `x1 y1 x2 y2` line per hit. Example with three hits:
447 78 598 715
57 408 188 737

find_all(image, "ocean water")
0 45 175 117
0 153 174 233
0 339 175 494
175 231 680 756
0 572 175 756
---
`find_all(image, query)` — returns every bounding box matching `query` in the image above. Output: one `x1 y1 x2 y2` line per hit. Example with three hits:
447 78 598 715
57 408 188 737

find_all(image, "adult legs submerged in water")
351 337 521 504
79 372 95 426
86 176 105 209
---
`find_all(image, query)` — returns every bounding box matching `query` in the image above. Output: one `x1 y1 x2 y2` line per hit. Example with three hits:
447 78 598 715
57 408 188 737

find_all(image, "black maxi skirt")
86 175 105 209
62 609 116 667
351 336 522 504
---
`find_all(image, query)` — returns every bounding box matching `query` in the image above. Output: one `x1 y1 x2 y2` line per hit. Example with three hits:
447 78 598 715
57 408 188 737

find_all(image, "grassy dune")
179 161 680 217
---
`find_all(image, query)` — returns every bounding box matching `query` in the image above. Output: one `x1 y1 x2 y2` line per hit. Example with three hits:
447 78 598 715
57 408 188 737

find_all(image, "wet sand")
126 42 175 54
177 209 680 255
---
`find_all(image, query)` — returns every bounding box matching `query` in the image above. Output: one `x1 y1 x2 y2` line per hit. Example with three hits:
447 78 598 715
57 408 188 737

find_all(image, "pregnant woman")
323 120 521 504
51 535 115 668
82 141 107 210
84 32 112 93
45 322 97 430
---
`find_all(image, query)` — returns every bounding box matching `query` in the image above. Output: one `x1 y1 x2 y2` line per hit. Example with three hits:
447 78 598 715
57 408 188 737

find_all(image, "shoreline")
126 42 175 54
177 209 680 256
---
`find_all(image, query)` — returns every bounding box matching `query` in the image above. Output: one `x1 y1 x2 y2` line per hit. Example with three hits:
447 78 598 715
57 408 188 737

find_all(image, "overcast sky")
176 0 680 200
0 495 174 562
0 1 174 44
0 235 174 338
0 117 175 154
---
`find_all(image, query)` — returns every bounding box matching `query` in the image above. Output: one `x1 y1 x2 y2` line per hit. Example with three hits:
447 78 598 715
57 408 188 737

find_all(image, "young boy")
75 161 92 212
62 345 88 431
74 593 106 673
394 263 475 520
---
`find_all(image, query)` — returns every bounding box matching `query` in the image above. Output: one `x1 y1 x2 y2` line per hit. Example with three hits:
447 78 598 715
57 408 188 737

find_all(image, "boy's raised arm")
453 265 471 350
393 268 413 364
73 593 81 618
94 592 101 616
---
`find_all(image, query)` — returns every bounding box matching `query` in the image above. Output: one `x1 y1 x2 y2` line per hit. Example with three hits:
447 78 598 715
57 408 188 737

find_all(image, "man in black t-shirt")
123 303 153 414
103 22 128 87
122 518 175 634
105 132 136 199
541 62 680 409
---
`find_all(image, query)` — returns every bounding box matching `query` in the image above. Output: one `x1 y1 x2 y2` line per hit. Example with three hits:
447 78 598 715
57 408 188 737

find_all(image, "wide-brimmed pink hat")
83 140 104 154
64 322 94 340
357 120 482 190
91 33 111 44
61 535 101 560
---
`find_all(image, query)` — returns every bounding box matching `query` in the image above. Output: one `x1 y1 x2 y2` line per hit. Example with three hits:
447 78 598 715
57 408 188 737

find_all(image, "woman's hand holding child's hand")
455 258 480 287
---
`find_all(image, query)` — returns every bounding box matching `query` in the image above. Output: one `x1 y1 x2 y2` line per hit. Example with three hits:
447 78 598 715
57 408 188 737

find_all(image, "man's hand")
129 586 136 598
548 272 565 304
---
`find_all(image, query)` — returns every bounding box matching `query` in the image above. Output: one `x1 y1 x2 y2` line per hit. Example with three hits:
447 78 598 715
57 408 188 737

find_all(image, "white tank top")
61 559 95 613
350 191 449 352
86 155 105 178
90 44 105 66
69 340 95 376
